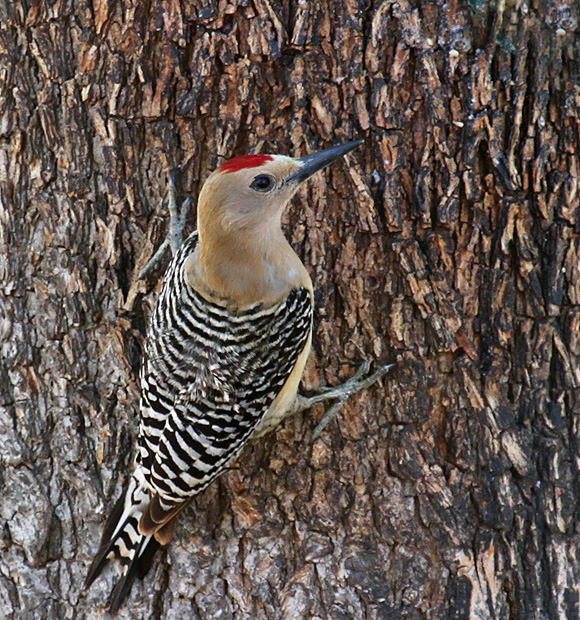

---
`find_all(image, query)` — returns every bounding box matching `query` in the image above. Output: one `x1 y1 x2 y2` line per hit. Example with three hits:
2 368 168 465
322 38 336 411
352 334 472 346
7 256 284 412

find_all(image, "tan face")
198 155 303 235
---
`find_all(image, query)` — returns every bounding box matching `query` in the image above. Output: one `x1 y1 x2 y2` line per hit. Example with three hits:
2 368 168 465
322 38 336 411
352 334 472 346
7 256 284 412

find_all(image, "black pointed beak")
285 139 364 184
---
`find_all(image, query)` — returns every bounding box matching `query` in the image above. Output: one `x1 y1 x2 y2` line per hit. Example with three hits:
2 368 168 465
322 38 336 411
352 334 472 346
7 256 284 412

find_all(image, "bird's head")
197 140 363 237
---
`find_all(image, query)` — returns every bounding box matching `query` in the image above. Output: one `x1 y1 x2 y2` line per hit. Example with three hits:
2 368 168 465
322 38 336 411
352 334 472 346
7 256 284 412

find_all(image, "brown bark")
1 0 579 618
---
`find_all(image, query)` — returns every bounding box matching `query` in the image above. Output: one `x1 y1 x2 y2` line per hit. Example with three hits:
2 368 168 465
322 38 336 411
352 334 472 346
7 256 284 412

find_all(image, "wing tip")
138 493 181 538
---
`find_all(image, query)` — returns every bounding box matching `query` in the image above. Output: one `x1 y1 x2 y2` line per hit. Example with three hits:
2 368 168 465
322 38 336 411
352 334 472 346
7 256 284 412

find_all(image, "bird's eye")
250 174 276 193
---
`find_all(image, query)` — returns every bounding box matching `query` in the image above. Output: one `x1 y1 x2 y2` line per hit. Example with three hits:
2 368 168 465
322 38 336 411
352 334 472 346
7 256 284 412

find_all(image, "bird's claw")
137 172 192 281
294 361 395 440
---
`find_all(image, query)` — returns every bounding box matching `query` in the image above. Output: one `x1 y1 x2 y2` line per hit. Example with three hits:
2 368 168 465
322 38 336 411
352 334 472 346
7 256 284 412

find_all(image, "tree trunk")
1 1 579 618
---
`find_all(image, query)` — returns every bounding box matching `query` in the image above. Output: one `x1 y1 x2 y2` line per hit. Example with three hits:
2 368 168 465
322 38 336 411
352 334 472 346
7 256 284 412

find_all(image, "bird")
85 140 393 612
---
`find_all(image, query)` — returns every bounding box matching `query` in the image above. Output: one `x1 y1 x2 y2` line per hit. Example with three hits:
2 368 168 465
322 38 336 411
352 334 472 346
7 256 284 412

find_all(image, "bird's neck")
184 223 312 308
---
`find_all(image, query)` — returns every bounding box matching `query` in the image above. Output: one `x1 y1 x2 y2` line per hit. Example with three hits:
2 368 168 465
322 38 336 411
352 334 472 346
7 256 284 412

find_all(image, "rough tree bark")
1 0 579 619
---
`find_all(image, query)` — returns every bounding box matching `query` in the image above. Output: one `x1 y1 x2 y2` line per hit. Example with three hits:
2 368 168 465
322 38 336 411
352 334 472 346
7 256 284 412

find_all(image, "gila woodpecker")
85 140 393 612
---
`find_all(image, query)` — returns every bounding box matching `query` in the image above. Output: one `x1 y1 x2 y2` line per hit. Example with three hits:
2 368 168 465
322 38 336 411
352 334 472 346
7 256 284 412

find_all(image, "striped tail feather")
85 470 161 614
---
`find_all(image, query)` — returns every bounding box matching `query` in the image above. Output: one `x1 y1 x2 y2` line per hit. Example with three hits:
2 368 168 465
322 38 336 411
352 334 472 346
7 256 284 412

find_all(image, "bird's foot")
138 172 192 280
294 361 395 440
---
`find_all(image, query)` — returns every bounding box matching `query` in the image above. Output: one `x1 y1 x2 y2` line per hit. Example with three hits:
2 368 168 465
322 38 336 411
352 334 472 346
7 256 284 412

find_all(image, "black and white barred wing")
86 233 313 611
139 281 313 534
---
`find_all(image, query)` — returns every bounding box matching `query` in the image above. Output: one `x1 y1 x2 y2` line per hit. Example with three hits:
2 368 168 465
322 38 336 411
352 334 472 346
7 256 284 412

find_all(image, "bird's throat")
185 228 312 308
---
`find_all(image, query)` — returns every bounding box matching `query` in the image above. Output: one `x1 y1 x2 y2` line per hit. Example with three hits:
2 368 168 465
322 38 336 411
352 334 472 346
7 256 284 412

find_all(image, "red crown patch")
219 154 273 174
